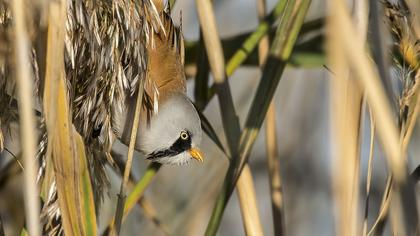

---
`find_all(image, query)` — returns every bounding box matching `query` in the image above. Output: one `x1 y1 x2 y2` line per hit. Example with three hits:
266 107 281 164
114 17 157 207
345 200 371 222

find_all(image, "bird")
112 4 204 165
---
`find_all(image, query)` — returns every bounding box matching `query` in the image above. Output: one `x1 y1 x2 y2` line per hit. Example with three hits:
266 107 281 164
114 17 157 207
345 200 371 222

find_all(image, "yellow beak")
188 148 204 162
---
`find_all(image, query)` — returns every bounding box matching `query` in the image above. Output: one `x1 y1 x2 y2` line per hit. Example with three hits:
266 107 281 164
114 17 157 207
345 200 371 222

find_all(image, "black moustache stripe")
147 131 192 160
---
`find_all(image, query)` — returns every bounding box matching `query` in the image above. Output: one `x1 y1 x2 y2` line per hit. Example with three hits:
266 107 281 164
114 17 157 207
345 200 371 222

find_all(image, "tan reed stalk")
330 0 417 235
195 0 225 84
11 0 41 235
332 0 405 184
328 0 366 234
113 78 146 235
236 165 264 236
257 0 284 235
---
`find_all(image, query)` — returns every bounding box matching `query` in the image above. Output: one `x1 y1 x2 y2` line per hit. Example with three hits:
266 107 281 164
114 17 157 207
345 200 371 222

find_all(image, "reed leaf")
75 134 98 236
43 1 97 234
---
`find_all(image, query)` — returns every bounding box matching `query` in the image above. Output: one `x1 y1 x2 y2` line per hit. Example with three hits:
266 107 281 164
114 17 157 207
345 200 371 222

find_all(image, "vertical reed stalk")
258 0 284 235
329 0 418 235
236 165 264 236
328 0 368 234
11 1 41 235
113 79 146 235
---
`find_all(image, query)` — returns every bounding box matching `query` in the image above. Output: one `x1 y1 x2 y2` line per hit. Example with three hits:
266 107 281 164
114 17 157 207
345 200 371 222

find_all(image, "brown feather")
145 11 186 104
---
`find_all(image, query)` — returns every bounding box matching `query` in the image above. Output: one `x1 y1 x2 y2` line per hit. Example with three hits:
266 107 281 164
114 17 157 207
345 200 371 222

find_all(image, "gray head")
137 93 203 165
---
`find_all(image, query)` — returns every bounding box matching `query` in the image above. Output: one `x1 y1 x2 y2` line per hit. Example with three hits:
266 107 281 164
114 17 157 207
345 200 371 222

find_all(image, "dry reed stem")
331 1 418 234
362 109 375 236
354 0 369 43
236 165 264 236
113 78 146 235
328 0 365 234
265 104 284 236
258 0 284 235
11 0 41 235
195 0 225 83
333 0 405 181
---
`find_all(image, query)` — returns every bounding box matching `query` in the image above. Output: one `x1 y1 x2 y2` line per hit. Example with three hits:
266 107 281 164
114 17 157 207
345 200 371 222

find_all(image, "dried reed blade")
11 0 41 235
43 1 98 234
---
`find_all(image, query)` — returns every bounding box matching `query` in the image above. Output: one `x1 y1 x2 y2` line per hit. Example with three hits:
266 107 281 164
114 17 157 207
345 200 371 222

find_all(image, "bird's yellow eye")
180 131 189 140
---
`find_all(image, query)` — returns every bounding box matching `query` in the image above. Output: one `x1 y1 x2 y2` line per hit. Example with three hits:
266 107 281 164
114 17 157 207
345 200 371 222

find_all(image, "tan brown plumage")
117 4 188 144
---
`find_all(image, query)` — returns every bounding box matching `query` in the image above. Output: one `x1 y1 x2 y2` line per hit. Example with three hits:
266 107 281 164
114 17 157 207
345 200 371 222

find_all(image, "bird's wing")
145 10 186 104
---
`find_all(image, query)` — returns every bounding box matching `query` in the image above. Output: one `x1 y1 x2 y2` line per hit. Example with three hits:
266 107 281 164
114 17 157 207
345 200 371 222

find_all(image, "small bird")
113 6 204 165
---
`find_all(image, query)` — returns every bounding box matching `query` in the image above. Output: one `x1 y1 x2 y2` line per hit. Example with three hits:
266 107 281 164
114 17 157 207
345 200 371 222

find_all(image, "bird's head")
137 93 204 165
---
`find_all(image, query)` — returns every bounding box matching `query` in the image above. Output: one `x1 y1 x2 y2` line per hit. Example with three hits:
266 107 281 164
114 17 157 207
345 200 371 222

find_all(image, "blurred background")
1 0 420 235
